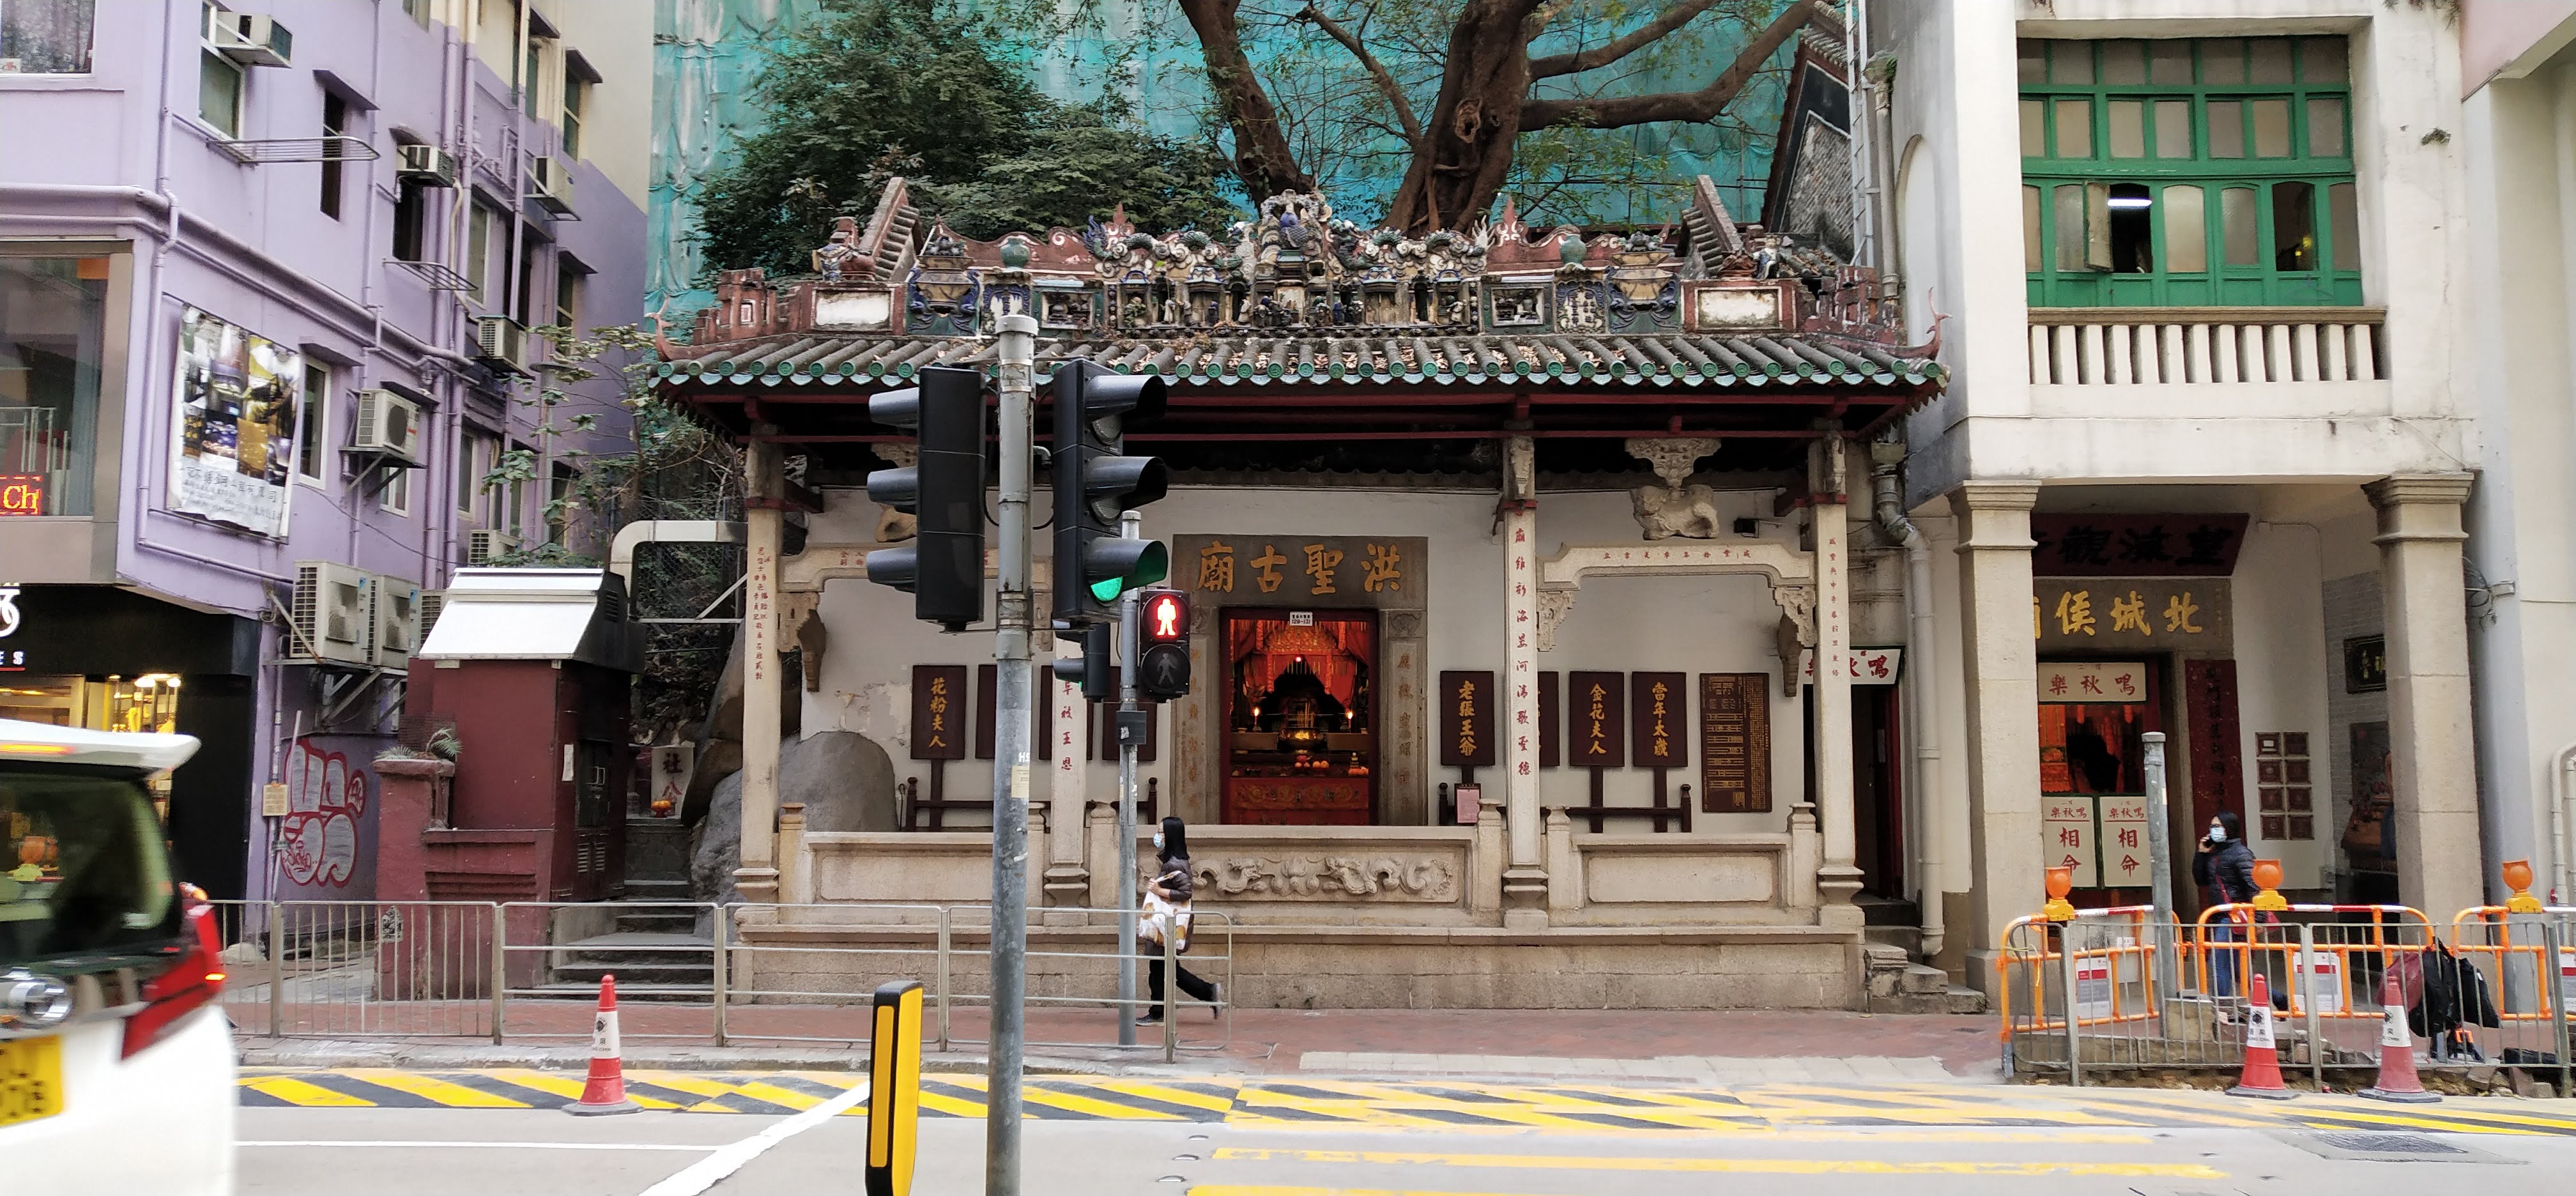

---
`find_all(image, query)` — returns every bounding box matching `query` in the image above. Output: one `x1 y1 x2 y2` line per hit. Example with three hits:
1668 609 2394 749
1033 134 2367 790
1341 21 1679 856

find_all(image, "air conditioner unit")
417 588 446 640
395 143 458 188
529 157 574 215
210 13 293 68
466 528 520 566
475 316 530 374
374 576 423 669
290 562 376 666
349 388 423 463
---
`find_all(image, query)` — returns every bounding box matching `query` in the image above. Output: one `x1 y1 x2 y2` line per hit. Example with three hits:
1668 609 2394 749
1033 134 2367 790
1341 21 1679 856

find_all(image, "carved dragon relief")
1197 855 1459 901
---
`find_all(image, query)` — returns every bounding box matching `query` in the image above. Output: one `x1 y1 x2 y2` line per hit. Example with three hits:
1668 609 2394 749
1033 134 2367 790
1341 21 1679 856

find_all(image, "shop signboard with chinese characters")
2031 514 2248 578
1802 647 1903 685
171 305 303 538
2044 795 2100 889
2037 661 2147 705
2035 579 2232 652
2098 796 2153 887
1174 535 1427 605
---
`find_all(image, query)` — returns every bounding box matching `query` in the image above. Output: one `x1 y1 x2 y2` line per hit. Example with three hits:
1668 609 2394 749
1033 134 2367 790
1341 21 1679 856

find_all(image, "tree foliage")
694 0 1239 280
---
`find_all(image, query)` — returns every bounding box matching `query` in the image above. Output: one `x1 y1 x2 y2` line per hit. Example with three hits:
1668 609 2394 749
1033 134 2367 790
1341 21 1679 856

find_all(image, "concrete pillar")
2365 475 2482 921
1948 480 2043 990
734 436 784 905
1499 433 1547 926
1043 634 1092 907
1811 439 1862 925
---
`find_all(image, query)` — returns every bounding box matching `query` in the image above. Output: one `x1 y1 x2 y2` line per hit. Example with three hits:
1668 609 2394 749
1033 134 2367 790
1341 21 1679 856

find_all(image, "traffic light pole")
986 312 1037 1196
1116 511 1143 1046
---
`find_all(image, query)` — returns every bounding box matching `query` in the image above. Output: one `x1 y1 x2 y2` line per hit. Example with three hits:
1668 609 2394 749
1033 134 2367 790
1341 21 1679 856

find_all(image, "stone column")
1043 632 1092 908
1499 434 1548 927
2365 475 2481 920
1811 438 1863 926
1949 480 2044 990
735 435 785 905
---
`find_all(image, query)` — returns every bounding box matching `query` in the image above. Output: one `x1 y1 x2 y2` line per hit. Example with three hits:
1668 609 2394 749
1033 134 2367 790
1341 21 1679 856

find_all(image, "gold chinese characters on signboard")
2033 579 2231 652
1174 535 1429 607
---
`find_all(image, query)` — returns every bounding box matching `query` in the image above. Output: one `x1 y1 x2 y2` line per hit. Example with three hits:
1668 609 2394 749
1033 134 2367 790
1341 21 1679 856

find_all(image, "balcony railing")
2028 307 2386 387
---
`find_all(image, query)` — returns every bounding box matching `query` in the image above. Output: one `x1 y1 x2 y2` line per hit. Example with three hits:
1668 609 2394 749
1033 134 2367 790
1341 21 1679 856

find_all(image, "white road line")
240 1141 719 1153
632 1079 873 1196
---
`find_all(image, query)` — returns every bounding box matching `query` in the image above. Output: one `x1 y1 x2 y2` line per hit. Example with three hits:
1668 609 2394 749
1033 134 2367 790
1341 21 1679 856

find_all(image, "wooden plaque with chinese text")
1568 671 1625 769
1538 671 1560 769
1439 670 1497 768
1699 673 1770 813
1630 672 1688 768
974 664 1052 760
911 666 969 760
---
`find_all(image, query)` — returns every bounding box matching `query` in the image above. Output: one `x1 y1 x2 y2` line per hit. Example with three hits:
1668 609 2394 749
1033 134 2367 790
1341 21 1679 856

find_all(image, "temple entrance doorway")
1220 608 1379 825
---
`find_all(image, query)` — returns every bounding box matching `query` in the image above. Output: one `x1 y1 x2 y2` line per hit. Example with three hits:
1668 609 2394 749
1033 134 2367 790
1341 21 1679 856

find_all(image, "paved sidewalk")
231 1004 2003 1080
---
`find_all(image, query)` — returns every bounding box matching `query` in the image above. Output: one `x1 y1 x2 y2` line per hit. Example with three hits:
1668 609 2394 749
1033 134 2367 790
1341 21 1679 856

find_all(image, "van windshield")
1 765 177 969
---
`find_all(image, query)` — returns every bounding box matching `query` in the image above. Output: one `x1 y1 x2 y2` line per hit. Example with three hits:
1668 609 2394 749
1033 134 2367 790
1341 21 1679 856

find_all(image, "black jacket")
2191 838 2258 905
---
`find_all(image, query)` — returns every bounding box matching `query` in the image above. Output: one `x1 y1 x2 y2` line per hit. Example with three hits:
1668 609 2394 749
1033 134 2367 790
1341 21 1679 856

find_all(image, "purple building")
0 1 649 903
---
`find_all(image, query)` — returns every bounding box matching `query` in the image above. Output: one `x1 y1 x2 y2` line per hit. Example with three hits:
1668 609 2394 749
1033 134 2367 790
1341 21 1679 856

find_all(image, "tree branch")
1298 3 1425 150
1177 0 1317 198
1528 0 1724 80
1521 0 1814 129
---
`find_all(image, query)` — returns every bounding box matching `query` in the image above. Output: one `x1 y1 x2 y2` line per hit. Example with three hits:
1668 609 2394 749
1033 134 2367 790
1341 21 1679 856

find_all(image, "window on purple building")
0 254 110 517
0 0 96 75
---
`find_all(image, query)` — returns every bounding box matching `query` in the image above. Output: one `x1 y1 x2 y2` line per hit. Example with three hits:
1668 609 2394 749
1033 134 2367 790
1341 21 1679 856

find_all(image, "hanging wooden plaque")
1568 671 1625 769
1699 673 1771 813
1439 670 1497 768
1538 671 1561 769
910 665 969 760
1630 671 1688 769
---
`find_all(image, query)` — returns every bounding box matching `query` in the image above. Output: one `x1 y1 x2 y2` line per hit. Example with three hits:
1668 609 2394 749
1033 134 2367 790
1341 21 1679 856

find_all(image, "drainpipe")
2552 741 2576 905
1871 441 1944 961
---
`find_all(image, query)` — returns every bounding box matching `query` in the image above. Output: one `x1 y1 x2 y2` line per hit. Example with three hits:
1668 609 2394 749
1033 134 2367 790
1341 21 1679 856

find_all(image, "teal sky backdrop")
652 0 1801 314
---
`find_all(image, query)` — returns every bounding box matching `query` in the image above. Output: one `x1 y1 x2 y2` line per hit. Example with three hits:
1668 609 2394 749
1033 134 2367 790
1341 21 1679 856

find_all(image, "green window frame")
2019 36 2361 308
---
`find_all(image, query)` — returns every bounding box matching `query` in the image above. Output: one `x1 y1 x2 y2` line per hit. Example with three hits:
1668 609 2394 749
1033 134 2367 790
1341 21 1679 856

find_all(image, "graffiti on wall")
276 739 378 895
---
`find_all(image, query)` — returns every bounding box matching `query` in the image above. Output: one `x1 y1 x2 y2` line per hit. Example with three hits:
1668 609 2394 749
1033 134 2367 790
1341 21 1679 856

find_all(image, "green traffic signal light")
1084 540 1169 602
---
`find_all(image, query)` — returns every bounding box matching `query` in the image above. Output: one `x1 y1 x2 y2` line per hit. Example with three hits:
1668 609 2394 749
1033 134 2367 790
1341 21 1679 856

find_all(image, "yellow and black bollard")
866 979 924 1196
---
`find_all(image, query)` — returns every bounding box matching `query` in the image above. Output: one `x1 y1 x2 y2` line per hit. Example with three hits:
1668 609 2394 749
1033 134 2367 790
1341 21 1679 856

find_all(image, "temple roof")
655 176 1943 478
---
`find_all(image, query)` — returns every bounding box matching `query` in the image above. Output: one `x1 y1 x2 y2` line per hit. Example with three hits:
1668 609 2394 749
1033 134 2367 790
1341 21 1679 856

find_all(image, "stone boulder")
689 730 900 905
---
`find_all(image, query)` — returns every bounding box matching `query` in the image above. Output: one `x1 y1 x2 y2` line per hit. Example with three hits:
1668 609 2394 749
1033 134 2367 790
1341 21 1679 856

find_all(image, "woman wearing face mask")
2191 810 2258 997
1138 815 1220 1025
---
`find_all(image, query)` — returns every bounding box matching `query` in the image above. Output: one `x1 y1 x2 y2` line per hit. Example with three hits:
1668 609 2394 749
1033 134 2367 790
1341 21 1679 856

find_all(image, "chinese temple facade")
652 1 2528 1013
657 173 1959 1008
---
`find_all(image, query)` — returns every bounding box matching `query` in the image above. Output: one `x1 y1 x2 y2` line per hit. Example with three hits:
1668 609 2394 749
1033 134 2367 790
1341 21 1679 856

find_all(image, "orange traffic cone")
2226 972 2295 1100
568 974 640 1115
2359 968 2439 1103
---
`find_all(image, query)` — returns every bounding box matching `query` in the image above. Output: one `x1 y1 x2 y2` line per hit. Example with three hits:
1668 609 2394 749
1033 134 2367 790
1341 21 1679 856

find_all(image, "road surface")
234 1069 2576 1196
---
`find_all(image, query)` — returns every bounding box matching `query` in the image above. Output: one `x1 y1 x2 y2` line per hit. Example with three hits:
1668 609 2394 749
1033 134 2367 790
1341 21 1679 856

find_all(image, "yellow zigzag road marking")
233 1070 2576 1138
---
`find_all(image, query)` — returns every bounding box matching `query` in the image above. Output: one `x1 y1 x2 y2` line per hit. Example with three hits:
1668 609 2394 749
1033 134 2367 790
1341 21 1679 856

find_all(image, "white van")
1 719 235 1195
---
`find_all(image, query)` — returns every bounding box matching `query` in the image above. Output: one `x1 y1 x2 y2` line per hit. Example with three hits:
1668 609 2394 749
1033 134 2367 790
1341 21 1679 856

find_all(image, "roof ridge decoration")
684 176 1920 354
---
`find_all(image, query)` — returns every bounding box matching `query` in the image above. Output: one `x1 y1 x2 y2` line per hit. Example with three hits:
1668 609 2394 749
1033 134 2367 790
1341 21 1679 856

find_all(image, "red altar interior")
1222 609 1378 825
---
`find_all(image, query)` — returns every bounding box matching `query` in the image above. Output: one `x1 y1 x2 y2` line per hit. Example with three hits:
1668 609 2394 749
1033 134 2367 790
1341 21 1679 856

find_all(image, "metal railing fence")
210 898 1229 1061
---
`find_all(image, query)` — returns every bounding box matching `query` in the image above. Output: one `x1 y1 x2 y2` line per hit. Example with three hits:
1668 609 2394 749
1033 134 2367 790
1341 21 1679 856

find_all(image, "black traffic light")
864 365 986 632
1050 622 1115 702
1049 358 1168 627
1135 588 1191 702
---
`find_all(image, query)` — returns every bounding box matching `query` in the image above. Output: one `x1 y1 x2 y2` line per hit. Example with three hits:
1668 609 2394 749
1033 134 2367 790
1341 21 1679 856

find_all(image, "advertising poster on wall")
171 305 300 537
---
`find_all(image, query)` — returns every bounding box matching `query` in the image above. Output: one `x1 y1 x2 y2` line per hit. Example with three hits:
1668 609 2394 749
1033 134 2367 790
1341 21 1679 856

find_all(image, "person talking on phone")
2191 810 2259 999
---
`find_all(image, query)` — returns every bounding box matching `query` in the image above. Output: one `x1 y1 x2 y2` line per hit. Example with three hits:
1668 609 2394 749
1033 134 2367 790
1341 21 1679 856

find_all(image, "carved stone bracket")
1197 855 1460 901
1535 587 1577 653
1770 582 1816 697
1625 437 1723 489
